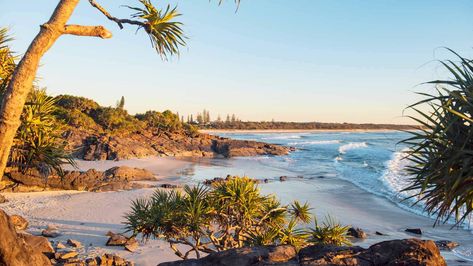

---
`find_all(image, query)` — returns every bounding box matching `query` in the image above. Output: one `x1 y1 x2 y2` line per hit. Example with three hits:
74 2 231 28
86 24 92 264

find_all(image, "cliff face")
64 128 291 161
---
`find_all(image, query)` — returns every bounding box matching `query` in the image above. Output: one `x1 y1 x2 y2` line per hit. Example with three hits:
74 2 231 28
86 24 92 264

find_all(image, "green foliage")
55 94 100 114
135 110 182 135
92 107 142 132
0 27 16 96
126 0 186 59
403 49 473 225
10 89 75 176
307 215 351 246
125 176 348 260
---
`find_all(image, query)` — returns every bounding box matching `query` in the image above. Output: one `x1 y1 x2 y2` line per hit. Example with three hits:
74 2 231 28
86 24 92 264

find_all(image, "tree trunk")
0 0 80 181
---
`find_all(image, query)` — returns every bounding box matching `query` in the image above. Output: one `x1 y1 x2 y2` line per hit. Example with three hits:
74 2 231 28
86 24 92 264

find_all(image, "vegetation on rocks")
403 50 473 225
124 176 350 260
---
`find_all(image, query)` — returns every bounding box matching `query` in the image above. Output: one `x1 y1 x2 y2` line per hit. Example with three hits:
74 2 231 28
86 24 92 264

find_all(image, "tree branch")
88 0 144 29
62 25 112 39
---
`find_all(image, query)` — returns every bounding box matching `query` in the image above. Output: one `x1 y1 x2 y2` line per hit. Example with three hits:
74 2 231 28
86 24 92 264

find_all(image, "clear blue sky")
1 0 472 123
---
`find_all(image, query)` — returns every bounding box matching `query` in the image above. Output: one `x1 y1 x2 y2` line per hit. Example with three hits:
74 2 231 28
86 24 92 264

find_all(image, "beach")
1 150 472 265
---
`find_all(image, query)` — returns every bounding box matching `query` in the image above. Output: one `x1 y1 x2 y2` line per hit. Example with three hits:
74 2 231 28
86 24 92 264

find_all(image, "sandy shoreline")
200 129 408 134
1 156 471 265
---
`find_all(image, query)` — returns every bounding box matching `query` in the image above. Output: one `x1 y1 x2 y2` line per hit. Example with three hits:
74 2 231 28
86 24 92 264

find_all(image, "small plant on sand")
403 50 473 225
125 176 350 259
307 215 351 246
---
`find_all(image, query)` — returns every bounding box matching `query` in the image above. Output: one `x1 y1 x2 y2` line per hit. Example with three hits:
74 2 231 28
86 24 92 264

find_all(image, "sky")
1 0 472 124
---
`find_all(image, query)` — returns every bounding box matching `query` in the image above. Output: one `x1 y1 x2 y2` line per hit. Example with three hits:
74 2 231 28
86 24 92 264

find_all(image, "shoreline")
200 129 408 134
1 156 471 265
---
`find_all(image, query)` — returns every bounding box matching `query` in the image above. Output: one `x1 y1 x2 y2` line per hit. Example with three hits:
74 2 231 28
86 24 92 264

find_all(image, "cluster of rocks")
0 210 134 266
65 129 292 161
160 239 447 266
1 166 156 192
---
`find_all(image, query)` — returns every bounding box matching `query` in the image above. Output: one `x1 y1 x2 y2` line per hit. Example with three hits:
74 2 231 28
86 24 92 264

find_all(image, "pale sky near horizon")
1 0 472 124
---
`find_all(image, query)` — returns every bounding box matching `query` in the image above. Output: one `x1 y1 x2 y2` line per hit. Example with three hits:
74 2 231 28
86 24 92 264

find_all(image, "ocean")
187 131 420 215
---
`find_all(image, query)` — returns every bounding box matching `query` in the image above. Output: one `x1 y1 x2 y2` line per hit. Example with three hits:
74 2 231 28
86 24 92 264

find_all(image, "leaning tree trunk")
0 0 111 181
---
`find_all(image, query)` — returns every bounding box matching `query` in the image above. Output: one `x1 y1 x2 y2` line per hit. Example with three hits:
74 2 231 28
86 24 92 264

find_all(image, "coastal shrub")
9 89 75 176
125 176 350 259
307 215 351 246
0 28 16 95
135 110 182 136
54 94 100 114
92 107 143 133
403 50 473 225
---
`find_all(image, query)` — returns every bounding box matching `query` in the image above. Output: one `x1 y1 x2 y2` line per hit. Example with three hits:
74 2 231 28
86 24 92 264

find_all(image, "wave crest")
338 142 368 154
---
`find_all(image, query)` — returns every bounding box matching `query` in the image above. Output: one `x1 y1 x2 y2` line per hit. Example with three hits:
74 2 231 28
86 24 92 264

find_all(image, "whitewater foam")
338 142 368 154
288 140 341 146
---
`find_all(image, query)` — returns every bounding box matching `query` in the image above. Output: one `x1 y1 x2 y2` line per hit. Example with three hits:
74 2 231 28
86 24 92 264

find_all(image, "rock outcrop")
159 239 446 266
160 245 298 266
0 210 51 266
2 166 155 192
66 129 291 161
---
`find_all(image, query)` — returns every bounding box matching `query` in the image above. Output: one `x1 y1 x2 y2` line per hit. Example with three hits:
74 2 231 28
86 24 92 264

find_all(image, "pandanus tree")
403 49 473 225
125 176 351 260
0 0 239 180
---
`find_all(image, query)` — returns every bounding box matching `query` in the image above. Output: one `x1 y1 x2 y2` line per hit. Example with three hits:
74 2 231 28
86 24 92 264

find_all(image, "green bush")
92 107 143 133
54 94 100 114
125 176 350 260
10 89 75 176
135 110 182 135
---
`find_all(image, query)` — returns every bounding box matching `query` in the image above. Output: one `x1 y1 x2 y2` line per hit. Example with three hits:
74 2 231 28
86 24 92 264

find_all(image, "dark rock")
160 183 179 189
160 239 446 266
42 229 60 238
67 239 82 248
0 194 7 203
264 178 269 183
435 240 459 250
203 177 225 186
375 231 385 236
405 228 422 235
159 245 297 266
0 209 51 266
280 176 288 182
10 214 28 231
347 227 367 239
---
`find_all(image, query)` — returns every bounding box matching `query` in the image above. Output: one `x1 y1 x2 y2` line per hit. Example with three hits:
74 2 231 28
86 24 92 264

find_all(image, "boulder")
106 232 128 246
59 251 79 260
104 166 155 181
160 239 446 266
18 233 54 254
347 227 367 239
0 209 51 266
365 239 445 265
124 238 139 252
405 228 422 235
67 239 83 248
159 245 297 266
10 214 28 231
42 228 60 238
280 176 288 182
435 240 459 250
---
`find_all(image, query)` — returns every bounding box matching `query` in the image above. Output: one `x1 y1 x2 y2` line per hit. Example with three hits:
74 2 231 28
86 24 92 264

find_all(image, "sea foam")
338 142 368 154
